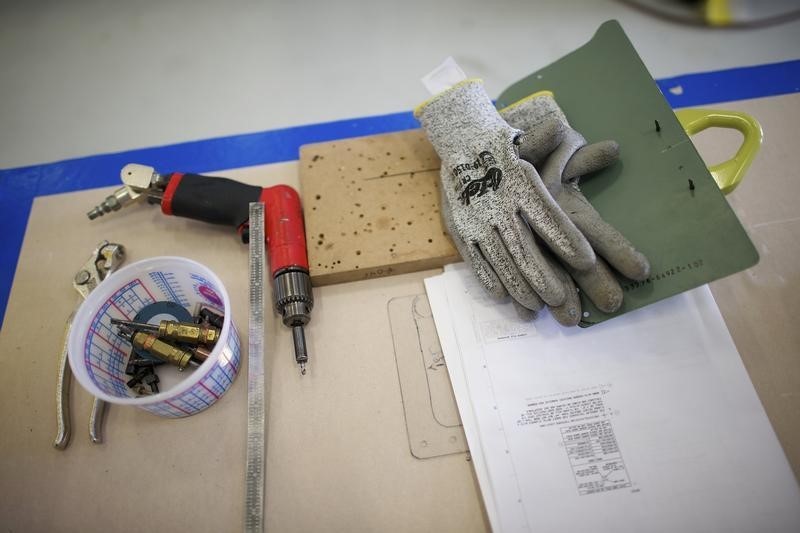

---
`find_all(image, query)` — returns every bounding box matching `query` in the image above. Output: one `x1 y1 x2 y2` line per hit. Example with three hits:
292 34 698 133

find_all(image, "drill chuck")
273 268 313 373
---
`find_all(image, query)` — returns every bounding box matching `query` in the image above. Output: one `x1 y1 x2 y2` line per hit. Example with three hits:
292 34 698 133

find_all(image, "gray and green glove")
415 80 596 311
500 92 651 324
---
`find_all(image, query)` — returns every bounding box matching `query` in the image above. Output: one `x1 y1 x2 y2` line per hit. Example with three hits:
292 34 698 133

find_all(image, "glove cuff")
499 91 569 131
415 79 518 167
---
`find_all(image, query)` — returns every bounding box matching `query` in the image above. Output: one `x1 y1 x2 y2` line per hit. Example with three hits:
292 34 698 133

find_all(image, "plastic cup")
68 256 241 418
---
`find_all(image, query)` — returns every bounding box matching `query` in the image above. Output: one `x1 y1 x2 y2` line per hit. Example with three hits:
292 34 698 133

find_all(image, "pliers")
54 240 125 449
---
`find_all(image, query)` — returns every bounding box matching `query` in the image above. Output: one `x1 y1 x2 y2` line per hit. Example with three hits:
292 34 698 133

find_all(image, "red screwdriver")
87 163 314 375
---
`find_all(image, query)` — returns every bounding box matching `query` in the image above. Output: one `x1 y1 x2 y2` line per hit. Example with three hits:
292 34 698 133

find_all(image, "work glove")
414 79 596 311
499 92 651 325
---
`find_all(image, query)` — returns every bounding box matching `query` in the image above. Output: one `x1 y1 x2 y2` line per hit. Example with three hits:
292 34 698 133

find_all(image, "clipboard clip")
675 108 763 195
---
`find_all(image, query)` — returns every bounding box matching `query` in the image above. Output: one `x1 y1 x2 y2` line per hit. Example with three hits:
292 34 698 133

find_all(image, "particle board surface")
299 130 459 286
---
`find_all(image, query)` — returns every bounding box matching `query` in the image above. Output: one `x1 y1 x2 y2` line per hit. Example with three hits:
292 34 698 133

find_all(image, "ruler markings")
245 202 266 533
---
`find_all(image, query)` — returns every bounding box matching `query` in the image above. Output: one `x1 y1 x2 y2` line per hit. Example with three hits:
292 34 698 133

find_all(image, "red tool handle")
160 173 309 275
259 185 309 275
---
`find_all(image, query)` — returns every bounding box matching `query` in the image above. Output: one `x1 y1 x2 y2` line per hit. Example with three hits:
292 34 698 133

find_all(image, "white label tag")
421 56 467 95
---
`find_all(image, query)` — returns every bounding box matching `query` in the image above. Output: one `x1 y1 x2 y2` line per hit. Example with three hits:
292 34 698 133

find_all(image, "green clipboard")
496 20 760 327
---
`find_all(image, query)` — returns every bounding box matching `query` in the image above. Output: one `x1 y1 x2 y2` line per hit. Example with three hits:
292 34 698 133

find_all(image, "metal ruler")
245 202 266 532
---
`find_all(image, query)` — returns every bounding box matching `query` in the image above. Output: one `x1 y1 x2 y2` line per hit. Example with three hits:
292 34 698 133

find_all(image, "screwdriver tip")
300 362 307 376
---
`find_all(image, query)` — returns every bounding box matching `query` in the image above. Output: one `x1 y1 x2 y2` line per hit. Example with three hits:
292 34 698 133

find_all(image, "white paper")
426 264 800 533
425 274 500 529
420 56 468 96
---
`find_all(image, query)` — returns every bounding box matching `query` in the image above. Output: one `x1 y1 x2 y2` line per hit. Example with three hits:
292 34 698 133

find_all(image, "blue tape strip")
657 59 800 108
1 59 798 327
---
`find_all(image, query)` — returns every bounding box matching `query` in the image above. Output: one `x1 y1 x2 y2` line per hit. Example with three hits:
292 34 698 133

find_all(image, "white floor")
1 0 799 169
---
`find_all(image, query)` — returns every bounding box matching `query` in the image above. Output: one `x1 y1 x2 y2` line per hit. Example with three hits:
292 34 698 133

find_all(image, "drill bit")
273 268 314 376
292 326 308 375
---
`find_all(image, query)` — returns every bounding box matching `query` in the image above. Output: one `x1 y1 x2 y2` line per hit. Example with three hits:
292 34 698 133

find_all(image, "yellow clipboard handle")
675 108 763 195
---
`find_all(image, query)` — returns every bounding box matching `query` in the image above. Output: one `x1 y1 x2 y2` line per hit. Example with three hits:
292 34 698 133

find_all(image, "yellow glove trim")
414 78 484 118
497 90 555 113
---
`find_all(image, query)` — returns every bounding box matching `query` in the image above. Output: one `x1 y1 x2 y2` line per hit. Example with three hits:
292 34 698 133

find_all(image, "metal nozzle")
86 164 163 220
87 186 137 219
130 331 197 370
111 318 219 346
116 325 196 370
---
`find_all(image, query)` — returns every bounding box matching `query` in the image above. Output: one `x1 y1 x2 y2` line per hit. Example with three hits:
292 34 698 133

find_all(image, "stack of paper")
425 263 800 533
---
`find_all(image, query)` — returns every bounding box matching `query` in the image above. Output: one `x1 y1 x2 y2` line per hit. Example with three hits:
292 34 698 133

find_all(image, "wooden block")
299 129 459 286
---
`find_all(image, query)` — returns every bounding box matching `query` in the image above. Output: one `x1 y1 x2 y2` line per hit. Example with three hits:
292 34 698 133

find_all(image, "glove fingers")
542 255 582 327
512 300 540 321
440 194 509 301
499 215 566 306
563 141 620 182
539 128 585 189
516 118 566 166
518 160 595 271
478 230 545 312
567 257 624 314
561 192 650 281
459 238 510 300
